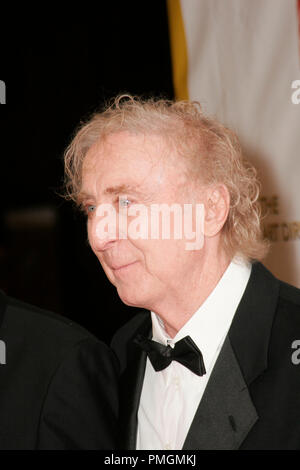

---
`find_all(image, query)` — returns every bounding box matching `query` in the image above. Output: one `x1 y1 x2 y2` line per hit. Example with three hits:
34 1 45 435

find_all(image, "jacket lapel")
118 317 151 449
183 337 258 449
184 262 280 449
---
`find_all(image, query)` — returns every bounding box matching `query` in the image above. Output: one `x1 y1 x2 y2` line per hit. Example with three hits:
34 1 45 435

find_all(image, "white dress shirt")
136 259 252 450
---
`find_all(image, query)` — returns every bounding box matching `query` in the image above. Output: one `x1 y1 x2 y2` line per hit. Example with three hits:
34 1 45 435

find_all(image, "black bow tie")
134 334 206 376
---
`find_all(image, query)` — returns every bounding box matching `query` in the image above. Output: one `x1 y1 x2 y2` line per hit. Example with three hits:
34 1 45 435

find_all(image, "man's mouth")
110 261 138 272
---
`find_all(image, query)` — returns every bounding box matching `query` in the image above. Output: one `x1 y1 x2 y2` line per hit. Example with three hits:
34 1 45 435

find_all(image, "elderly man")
64 95 300 450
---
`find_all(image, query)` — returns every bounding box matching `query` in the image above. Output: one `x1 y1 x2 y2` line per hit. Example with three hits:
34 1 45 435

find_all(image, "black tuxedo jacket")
0 291 118 449
111 262 300 450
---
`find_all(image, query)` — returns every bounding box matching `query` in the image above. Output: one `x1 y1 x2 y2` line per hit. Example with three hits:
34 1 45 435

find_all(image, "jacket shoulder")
0 291 103 362
279 279 300 308
273 279 300 337
8 293 93 333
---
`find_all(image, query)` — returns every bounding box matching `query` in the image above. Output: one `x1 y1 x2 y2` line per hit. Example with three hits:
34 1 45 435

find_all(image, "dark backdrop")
0 2 174 343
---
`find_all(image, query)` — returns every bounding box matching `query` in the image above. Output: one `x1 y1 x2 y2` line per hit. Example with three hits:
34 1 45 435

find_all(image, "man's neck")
152 252 231 338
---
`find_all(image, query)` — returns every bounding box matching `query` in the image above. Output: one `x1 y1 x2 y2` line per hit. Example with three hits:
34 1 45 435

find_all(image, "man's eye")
119 198 131 208
86 205 96 213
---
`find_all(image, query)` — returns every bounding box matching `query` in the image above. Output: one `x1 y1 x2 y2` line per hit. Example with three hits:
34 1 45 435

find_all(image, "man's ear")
203 184 230 237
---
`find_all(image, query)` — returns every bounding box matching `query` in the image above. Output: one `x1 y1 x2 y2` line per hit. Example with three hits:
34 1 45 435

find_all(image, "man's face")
80 131 204 311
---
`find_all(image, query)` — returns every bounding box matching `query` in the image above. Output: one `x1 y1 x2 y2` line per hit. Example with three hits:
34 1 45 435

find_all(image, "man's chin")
116 287 148 309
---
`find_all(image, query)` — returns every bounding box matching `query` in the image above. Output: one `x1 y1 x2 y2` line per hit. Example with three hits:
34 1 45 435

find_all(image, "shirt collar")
151 258 252 371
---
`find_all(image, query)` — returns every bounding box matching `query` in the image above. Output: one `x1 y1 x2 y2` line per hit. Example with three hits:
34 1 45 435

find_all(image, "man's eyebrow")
104 184 146 196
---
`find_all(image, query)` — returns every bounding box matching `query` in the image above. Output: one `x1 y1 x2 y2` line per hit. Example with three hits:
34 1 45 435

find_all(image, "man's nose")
88 206 119 252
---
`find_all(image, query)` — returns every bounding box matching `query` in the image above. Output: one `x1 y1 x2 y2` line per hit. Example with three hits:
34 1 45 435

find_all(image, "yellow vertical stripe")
167 0 189 100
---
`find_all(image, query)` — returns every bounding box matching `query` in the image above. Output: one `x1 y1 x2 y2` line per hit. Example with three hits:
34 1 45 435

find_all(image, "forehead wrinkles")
82 132 174 176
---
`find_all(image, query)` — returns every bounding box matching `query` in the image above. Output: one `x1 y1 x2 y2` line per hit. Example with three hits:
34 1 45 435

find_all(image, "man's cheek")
101 263 116 284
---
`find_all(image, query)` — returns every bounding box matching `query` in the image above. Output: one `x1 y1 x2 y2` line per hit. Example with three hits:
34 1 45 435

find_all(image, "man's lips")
110 261 138 271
